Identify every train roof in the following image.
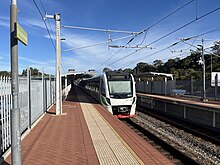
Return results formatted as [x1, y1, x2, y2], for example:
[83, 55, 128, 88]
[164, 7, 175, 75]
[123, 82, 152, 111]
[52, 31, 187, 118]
[81, 71, 133, 82]
[105, 71, 133, 80]
[81, 75, 100, 82]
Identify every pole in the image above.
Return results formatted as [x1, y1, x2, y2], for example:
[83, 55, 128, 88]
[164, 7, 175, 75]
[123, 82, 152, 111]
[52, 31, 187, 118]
[215, 74, 218, 100]
[164, 77, 167, 95]
[211, 54, 213, 73]
[190, 77, 194, 95]
[27, 68, 31, 129]
[10, 0, 22, 164]
[202, 38, 206, 100]
[45, 13, 62, 115]
[65, 75, 68, 97]
[55, 13, 62, 115]
[108, 31, 111, 50]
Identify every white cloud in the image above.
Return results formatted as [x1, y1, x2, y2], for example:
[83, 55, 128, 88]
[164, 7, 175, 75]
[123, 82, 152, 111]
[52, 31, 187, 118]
[59, 31, 137, 73]
[0, 16, 9, 28]
[21, 18, 46, 30]
[18, 56, 55, 74]
[57, 29, 174, 73]
[43, 34, 56, 40]
[0, 64, 10, 71]
[19, 56, 48, 65]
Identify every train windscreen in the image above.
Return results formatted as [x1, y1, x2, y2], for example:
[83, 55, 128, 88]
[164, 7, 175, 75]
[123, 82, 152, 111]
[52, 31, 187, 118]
[108, 80, 132, 98]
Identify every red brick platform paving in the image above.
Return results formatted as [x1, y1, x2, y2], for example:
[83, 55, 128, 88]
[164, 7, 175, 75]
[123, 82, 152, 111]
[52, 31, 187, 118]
[95, 104, 174, 165]
[77, 88, 174, 165]
[3, 86, 174, 165]
[4, 87, 99, 165]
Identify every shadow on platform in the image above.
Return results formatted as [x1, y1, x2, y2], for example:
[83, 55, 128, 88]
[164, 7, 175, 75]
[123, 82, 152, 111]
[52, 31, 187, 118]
[46, 111, 56, 115]
[1, 161, 10, 165]
[66, 86, 99, 105]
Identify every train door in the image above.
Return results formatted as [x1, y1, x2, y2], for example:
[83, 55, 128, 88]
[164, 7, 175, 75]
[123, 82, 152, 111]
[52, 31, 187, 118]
[100, 78, 109, 107]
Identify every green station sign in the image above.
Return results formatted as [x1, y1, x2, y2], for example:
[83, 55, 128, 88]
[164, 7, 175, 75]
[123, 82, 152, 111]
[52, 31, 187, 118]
[15, 23, 28, 46]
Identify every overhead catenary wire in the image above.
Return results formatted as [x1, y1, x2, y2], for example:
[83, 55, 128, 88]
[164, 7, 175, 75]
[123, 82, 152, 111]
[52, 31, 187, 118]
[125, 52, 190, 69]
[32, 0, 56, 50]
[96, 0, 195, 70]
[62, 34, 134, 52]
[60, 0, 195, 72]
[39, 0, 56, 40]
[156, 52, 191, 63]
[41, 0, 68, 73]
[107, 6, 220, 68]
[33, 0, 68, 73]
[127, 0, 195, 45]
[195, 0, 198, 19]
[119, 42, 181, 69]
[137, 30, 148, 46]
[61, 61, 67, 73]
[95, 47, 124, 71]
[180, 40, 220, 58]
[147, 6, 220, 47]
[120, 38, 216, 70]
[181, 27, 220, 41]
[62, 25, 140, 34]
[62, 1, 194, 72]
[108, 46, 148, 66]
[121, 30, 220, 70]
[95, 35, 152, 71]
[170, 37, 198, 53]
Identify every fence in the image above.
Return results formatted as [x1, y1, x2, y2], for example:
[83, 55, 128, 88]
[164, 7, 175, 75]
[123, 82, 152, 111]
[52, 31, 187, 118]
[0, 73, 71, 155]
[136, 79, 176, 95]
[136, 78, 220, 100]
[0, 77, 11, 154]
[176, 78, 220, 100]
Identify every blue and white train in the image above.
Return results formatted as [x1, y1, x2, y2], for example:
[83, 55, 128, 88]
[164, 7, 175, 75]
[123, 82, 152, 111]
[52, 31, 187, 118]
[79, 71, 136, 118]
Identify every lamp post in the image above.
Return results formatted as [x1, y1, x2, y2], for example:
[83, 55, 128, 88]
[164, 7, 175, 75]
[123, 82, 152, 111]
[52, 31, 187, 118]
[46, 13, 62, 115]
[198, 39, 207, 101]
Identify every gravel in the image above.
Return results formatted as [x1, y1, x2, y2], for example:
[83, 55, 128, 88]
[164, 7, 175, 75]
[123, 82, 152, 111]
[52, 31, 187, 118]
[131, 111, 220, 165]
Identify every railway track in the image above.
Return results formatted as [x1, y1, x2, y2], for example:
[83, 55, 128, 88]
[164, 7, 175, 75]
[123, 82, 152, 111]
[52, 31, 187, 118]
[123, 111, 220, 165]
[138, 105, 220, 146]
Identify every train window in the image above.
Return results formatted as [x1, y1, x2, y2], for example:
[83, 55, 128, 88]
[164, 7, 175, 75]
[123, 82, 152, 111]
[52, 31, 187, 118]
[107, 75, 130, 80]
[108, 80, 132, 98]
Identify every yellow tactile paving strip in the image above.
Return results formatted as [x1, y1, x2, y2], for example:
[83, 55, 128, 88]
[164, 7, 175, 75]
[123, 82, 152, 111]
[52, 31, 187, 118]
[80, 96, 143, 165]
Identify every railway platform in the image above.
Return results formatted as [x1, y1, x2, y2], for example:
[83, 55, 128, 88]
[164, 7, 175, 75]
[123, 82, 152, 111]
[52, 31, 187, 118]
[3, 86, 173, 165]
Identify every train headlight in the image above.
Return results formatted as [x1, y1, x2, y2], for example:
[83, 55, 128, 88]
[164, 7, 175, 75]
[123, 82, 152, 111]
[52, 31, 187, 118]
[106, 98, 111, 105]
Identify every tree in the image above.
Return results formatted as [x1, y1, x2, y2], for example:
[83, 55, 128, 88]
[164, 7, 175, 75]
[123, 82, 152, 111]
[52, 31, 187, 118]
[153, 59, 163, 71]
[123, 68, 133, 74]
[103, 67, 112, 73]
[170, 68, 179, 79]
[22, 69, 27, 76]
[21, 67, 42, 77]
[163, 59, 176, 72]
[212, 41, 220, 55]
[134, 62, 154, 74]
[0, 71, 10, 77]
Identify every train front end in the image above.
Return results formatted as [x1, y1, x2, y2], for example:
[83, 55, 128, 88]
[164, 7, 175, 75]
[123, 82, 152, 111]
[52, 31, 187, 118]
[103, 72, 136, 118]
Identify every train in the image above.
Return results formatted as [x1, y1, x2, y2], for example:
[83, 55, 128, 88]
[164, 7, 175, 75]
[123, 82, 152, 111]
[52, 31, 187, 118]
[79, 71, 136, 118]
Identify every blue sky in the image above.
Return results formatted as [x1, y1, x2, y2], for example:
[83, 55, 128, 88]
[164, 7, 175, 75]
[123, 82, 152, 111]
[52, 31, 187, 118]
[1, 0, 220, 74]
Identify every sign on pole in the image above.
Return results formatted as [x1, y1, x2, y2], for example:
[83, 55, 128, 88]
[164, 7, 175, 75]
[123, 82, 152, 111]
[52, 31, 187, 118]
[15, 22, 28, 46]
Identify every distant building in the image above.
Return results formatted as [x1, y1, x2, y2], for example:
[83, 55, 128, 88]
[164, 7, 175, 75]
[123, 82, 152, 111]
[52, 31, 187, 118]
[88, 69, 95, 72]
[68, 69, 75, 72]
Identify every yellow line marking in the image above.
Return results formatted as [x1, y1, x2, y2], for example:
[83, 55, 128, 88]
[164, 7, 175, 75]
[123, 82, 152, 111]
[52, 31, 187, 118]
[94, 105, 145, 165]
